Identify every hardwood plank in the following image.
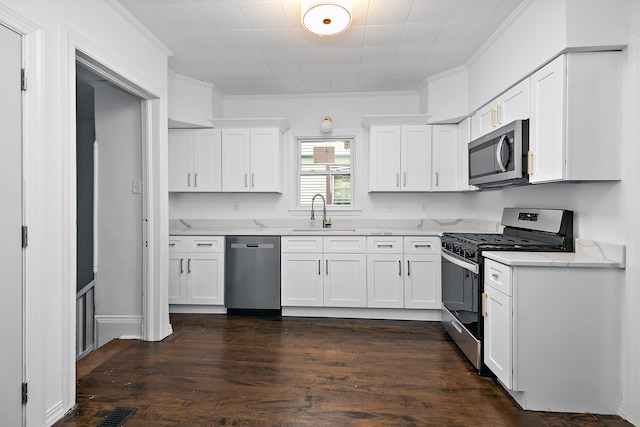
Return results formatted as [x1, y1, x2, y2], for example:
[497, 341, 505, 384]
[55, 315, 632, 427]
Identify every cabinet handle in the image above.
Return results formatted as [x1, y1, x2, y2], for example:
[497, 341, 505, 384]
[492, 272, 499, 279]
[318, 259, 321, 275]
[403, 172, 407, 187]
[188, 173, 191, 187]
[188, 258, 192, 274]
[482, 292, 488, 317]
[435, 171, 439, 187]
[377, 244, 394, 248]
[251, 173, 255, 187]
[194, 173, 198, 188]
[244, 173, 248, 188]
[326, 259, 328, 275]
[491, 108, 497, 127]
[497, 104, 503, 125]
[527, 151, 534, 175]
[415, 244, 431, 248]
[180, 258, 184, 274]
[396, 173, 400, 188]
[398, 260, 402, 276]
[169, 242, 176, 247]
[407, 260, 410, 276]
[196, 243, 213, 247]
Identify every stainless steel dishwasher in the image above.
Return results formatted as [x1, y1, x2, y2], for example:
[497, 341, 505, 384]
[225, 236, 281, 313]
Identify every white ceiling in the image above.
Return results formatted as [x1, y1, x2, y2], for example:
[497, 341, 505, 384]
[115, 0, 525, 96]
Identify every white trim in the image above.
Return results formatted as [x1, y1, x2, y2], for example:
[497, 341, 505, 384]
[104, 0, 173, 57]
[169, 305, 227, 314]
[169, 69, 215, 88]
[281, 307, 441, 321]
[225, 90, 418, 101]
[289, 128, 363, 216]
[45, 402, 66, 427]
[94, 315, 144, 348]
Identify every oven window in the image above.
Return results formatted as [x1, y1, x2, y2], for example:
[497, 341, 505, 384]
[442, 257, 479, 338]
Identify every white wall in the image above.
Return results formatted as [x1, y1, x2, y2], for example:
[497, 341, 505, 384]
[93, 82, 144, 346]
[0, 0, 170, 425]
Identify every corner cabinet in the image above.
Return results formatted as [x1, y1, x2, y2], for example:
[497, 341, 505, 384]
[169, 236, 225, 305]
[368, 125, 432, 192]
[528, 52, 621, 183]
[482, 258, 622, 413]
[221, 127, 282, 192]
[168, 129, 222, 192]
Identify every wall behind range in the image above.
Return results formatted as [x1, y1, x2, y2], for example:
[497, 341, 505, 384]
[167, 89, 624, 244]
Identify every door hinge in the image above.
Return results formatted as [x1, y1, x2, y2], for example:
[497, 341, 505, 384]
[22, 382, 27, 404]
[21, 69, 27, 91]
[22, 226, 28, 248]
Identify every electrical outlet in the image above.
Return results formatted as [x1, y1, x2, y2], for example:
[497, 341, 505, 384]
[132, 180, 141, 194]
[422, 202, 428, 213]
[233, 202, 240, 212]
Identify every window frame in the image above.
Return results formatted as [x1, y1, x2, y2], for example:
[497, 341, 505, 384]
[289, 128, 362, 215]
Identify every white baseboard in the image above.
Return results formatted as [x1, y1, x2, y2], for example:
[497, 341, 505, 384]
[46, 401, 66, 427]
[281, 307, 441, 321]
[169, 305, 227, 314]
[94, 314, 143, 348]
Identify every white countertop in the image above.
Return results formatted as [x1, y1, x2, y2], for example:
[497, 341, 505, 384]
[483, 239, 626, 268]
[169, 218, 501, 237]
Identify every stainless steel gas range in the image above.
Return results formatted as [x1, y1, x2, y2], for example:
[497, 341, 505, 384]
[441, 207, 574, 373]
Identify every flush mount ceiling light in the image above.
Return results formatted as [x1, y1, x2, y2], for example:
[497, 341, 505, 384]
[320, 116, 333, 133]
[301, 0, 352, 37]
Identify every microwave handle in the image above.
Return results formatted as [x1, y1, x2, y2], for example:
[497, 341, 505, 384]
[496, 135, 507, 172]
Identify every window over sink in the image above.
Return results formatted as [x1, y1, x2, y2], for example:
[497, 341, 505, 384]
[297, 137, 353, 208]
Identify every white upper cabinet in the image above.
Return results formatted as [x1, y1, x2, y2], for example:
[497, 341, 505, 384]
[431, 124, 459, 192]
[457, 117, 477, 192]
[528, 52, 621, 184]
[221, 127, 282, 192]
[168, 129, 221, 192]
[369, 125, 432, 192]
[472, 79, 529, 140]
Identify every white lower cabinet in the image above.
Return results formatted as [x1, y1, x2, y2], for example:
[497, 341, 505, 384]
[366, 236, 441, 309]
[482, 258, 622, 413]
[169, 236, 225, 305]
[281, 236, 367, 308]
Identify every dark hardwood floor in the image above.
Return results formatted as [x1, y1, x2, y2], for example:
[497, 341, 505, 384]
[55, 314, 632, 427]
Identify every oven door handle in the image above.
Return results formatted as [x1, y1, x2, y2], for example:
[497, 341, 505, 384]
[442, 251, 479, 275]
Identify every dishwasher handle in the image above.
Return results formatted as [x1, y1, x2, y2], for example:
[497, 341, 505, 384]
[230, 243, 275, 249]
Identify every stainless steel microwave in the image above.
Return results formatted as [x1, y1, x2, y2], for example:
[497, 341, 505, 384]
[468, 119, 529, 188]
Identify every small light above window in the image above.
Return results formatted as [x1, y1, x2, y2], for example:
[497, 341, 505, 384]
[301, 1, 352, 37]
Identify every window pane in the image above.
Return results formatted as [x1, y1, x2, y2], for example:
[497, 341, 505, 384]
[300, 139, 351, 173]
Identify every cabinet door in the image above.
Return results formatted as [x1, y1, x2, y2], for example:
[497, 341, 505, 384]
[324, 254, 367, 307]
[473, 103, 498, 139]
[281, 253, 324, 306]
[499, 79, 529, 126]
[484, 284, 513, 389]
[369, 126, 401, 191]
[192, 129, 221, 191]
[221, 129, 251, 191]
[431, 124, 458, 192]
[404, 254, 441, 309]
[367, 255, 404, 308]
[402, 125, 432, 191]
[529, 55, 565, 183]
[168, 130, 193, 192]
[457, 117, 475, 191]
[168, 253, 186, 304]
[250, 128, 281, 192]
[186, 253, 224, 305]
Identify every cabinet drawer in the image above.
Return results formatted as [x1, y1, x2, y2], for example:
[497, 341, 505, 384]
[484, 259, 512, 296]
[187, 236, 225, 253]
[282, 236, 323, 253]
[404, 236, 440, 253]
[169, 236, 187, 253]
[366, 236, 403, 253]
[324, 236, 366, 253]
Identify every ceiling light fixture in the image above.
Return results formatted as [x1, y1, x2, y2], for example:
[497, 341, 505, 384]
[301, 0, 352, 37]
[320, 116, 333, 133]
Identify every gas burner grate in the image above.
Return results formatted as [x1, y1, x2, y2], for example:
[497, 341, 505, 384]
[96, 407, 137, 427]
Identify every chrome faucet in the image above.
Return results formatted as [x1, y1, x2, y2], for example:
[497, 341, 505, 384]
[311, 193, 331, 228]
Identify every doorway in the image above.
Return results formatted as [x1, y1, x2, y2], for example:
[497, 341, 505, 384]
[0, 22, 25, 426]
[75, 62, 145, 357]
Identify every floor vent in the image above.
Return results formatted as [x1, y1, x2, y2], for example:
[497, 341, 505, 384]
[96, 407, 137, 427]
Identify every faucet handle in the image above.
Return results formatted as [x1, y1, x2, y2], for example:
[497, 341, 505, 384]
[323, 217, 332, 228]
